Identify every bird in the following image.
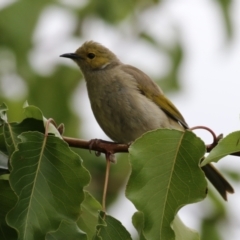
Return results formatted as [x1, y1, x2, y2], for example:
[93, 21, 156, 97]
[60, 41, 234, 200]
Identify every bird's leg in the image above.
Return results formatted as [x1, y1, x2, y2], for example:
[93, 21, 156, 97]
[88, 139, 119, 161]
[89, 138, 102, 156]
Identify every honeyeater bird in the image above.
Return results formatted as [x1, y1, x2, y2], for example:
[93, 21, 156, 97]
[60, 41, 234, 200]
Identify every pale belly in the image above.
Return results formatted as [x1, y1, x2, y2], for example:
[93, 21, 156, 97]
[89, 85, 182, 143]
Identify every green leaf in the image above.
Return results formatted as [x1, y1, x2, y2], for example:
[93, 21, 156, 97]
[3, 118, 44, 156]
[23, 103, 62, 138]
[23, 102, 44, 121]
[201, 131, 240, 166]
[126, 129, 206, 240]
[46, 220, 87, 240]
[0, 103, 45, 156]
[0, 178, 18, 240]
[94, 211, 132, 240]
[172, 215, 200, 240]
[132, 211, 146, 240]
[77, 191, 102, 239]
[6, 132, 90, 240]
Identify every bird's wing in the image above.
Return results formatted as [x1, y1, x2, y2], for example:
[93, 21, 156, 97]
[122, 64, 189, 129]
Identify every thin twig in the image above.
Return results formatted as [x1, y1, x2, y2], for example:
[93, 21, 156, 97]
[190, 125, 218, 145]
[102, 154, 111, 215]
[44, 118, 56, 137]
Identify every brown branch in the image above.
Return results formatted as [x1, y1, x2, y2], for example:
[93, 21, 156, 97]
[205, 134, 223, 152]
[62, 127, 240, 157]
[63, 136, 129, 154]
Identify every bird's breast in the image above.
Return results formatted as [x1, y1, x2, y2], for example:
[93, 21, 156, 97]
[85, 70, 181, 143]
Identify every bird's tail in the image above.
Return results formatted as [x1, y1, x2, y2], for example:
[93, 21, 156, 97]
[201, 163, 234, 201]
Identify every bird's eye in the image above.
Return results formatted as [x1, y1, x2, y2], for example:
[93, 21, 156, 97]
[87, 53, 95, 59]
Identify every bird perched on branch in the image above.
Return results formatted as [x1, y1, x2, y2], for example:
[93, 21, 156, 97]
[60, 41, 234, 200]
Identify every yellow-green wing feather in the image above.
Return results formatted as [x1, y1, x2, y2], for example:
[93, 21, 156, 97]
[122, 65, 189, 129]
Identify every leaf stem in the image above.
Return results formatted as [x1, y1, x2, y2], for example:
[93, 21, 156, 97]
[102, 154, 111, 215]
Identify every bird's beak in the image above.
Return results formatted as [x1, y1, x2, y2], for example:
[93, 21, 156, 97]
[60, 53, 82, 59]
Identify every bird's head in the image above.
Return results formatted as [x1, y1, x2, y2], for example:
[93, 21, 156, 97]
[60, 41, 119, 71]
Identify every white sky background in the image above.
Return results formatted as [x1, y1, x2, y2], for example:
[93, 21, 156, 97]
[2, 0, 239, 238]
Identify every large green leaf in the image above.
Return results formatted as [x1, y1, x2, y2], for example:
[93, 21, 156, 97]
[6, 132, 90, 240]
[23, 103, 62, 138]
[1, 103, 45, 156]
[0, 178, 18, 240]
[126, 129, 206, 240]
[133, 212, 200, 240]
[2, 118, 44, 157]
[77, 191, 102, 239]
[201, 131, 240, 166]
[94, 211, 132, 240]
[132, 211, 146, 240]
[45, 220, 87, 240]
